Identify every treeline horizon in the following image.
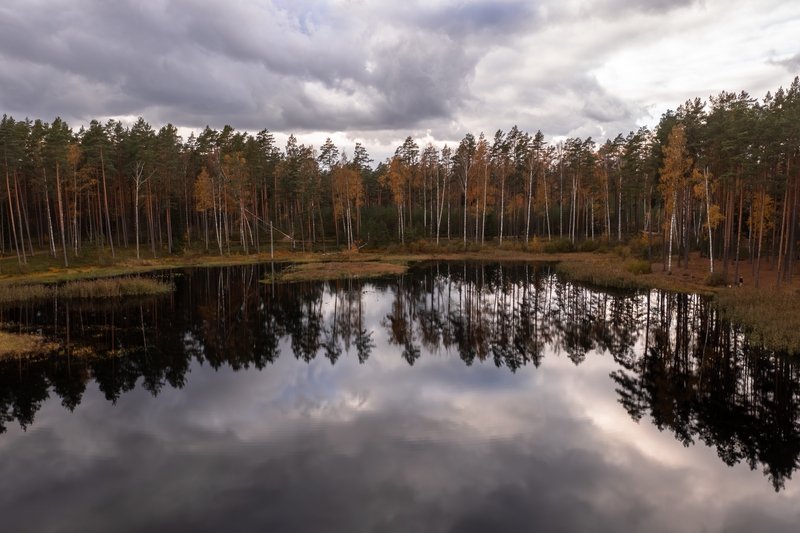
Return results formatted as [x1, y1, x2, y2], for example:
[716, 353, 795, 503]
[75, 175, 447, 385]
[1, 76, 799, 287]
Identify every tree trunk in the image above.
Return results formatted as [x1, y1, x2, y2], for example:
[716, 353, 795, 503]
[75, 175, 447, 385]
[734, 185, 743, 283]
[498, 174, 505, 245]
[135, 180, 141, 259]
[13, 172, 28, 263]
[787, 175, 800, 283]
[525, 164, 534, 244]
[544, 170, 552, 240]
[19, 175, 34, 257]
[42, 171, 56, 257]
[776, 183, 789, 289]
[100, 148, 115, 258]
[5, 161, 23, 266]
[55, 162, 68, 266]
[704, 169, 713, 274]
[755, 188, 766, 288]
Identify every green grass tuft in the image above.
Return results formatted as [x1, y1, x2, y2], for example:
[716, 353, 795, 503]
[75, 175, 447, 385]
[626, 260, 652, 275]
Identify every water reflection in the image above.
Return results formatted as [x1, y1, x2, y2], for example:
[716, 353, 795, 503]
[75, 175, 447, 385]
[1, 261, 799, 495]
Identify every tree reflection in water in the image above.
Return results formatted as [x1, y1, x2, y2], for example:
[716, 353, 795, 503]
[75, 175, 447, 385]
[1, 261, 798, 490]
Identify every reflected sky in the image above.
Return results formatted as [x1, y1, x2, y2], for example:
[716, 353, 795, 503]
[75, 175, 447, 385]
[1, 262, 799, 532]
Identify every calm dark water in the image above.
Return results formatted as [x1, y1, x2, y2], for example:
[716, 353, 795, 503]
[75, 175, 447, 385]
[1, 261, 799, 532]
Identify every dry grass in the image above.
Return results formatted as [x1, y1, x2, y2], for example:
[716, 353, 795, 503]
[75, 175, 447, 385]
[58, 277, 173, 299]
[0, 284, 53, 302]
[553, 254, 716, 296]
[714, 287, 800, 354]
[0, 332, 58, 360]
[272, 261, 408, 282]
[556, 259, 648, 291]
[0, 277, 172, 304]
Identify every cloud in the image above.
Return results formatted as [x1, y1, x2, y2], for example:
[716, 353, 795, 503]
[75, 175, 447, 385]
[0, 0, 797, 155]
[770, 52, 800, 72]
[0, 403, 744, 532]
[0, 0, 503, 132]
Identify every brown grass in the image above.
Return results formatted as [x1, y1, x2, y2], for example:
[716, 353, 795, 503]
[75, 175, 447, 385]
[556, 259, 648, 291]
[714, 287, 800, 354]
[272, 261, 408, 283]
[0, 277, 172, 303]
[0, 332, 58, 360]
[555, 254, 716, 295]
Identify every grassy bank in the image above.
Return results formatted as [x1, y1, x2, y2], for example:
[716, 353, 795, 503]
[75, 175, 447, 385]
[0, 276, 173, 304]
[555, 255, 714, 295]
[0, 240, 758, 298]
[556, 259, 649, 291]
[554, 255, 800, 353]
[713, 288, 800, 354]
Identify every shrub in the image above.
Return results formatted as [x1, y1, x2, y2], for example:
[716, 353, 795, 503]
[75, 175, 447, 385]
[626, 260, 651, 275]
[442, 241, 463, 253]
[544, 239, 575, 254]
[580, 239, 599, 252]
[361, 218, 392, 247]
[595, 243, 610, 254]
[705, 272, 727, 287]
[407, 239, 447, 254]
[527, 237, 544, 254]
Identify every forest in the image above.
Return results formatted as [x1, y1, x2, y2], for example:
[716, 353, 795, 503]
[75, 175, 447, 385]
[1, 77, 799, 287]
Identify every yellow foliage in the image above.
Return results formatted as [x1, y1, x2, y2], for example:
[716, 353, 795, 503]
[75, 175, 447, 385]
[747, 193, 774, 234]
[705, 203, 724, 231]
[379, 157, 408, 206]
[194, 168, 214, 212]
[658, 124, 694, 230]
[331, 164, 364, 218]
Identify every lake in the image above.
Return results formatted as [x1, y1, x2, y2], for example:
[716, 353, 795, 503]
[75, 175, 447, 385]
[1, 261, 799, 532]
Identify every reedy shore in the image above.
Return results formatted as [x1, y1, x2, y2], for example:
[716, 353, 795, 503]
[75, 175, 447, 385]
[1, 241, 798, 354]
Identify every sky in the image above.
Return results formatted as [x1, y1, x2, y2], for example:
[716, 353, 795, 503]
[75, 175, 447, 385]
[1, 0, 799, 162]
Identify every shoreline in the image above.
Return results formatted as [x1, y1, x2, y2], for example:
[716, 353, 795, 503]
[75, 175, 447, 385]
[2, 245, 795, 297]
[2, 246, 798, 354]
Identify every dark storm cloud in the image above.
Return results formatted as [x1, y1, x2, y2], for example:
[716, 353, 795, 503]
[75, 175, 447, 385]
[0, 0, 703, 138]
[772, 52, 800, 72]
[0, 0, 530, 131]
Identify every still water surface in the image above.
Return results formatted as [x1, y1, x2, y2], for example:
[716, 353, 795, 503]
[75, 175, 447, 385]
[1, 262, 799, 532]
